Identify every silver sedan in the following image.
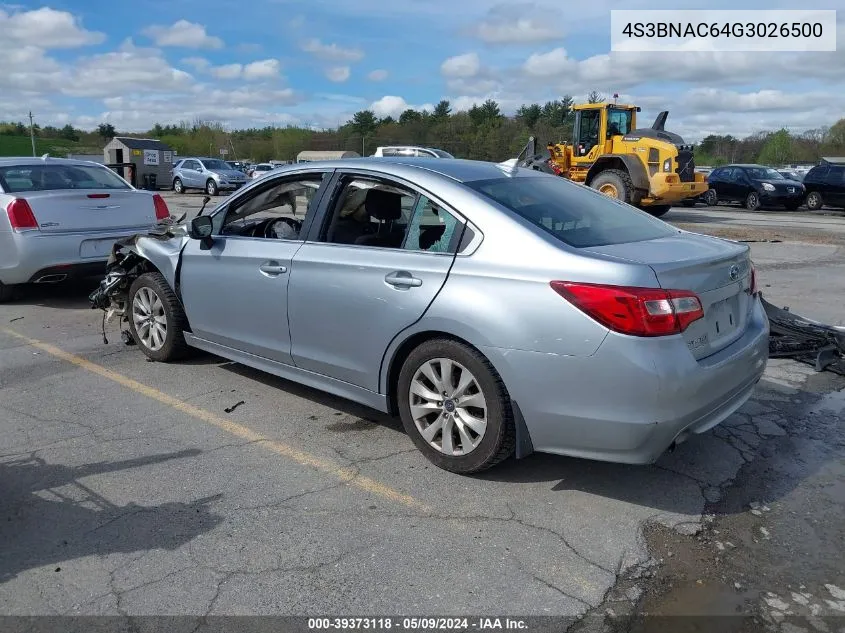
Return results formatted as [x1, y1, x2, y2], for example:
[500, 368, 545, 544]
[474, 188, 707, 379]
[0, 157, 169, 302]
[91, 157, 769, 474]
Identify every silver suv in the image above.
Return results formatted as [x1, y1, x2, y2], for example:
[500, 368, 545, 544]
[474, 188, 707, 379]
[171, 157, 248, 196]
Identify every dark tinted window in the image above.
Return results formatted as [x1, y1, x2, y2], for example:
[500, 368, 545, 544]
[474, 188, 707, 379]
[467, 176, 676, 248]
[829, 166, 845, 182]
[805, 164, 828, 181]
[0, 164, 131, 192]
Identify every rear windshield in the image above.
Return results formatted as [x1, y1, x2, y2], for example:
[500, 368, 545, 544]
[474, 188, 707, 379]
[466, 175, 676, 248]
[0, 164, 131, 193]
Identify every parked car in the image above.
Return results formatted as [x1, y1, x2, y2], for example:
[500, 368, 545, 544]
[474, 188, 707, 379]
[249, 163, 275, 179]
[0, 157, 169, 302]
[373, 146, 455, 158]
[226, 160, 250, 173]
[703, 164, 805, 210]
[801, 157, 845, 211]
[777, 169, 805, 182]
[171, 157, 249, 196]
[91, 158, 768, 474]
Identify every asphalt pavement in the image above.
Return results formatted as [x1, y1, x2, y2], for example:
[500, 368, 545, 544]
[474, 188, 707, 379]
[0, 193, 843, 624]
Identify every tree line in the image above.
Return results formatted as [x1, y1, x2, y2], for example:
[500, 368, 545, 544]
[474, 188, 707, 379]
[2, 97, 844, 167]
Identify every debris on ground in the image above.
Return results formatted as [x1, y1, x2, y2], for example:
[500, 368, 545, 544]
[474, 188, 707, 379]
[224, 400, 245, 414]
[763, 296, 845, 375]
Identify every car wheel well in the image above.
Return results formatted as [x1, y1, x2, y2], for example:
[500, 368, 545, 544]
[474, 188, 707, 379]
[120, 256, 192, 333]
[385, 330, 485, 416]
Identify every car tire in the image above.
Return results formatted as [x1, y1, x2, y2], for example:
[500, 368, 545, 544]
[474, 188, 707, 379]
[704, 188, 718, 206]
[646, 205, 671, 218]
[745, 191, 761, 211]
[0, 281, 17, 303]
[173, 178, 185, 194]
[127, 272, 191, 363]
[397, 338, 515, 474]
[590, 169, 635, 204]
[784, 201, 802, 211]
[805, 191, 824, 211]
[205, 179, 218, 196]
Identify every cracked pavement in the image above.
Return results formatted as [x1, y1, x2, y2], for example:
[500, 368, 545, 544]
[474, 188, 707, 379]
[1, 225, 844, 619]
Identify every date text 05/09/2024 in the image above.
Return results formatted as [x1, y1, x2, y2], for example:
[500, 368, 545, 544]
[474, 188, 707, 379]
[307, 618, 529, 630]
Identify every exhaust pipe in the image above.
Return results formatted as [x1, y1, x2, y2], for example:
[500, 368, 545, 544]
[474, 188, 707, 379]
[34, 273, 67, 283]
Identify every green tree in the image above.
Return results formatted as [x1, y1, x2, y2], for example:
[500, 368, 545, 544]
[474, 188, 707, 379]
[379, 115, 395, 126]
[540, 98, 572, 127]
[59, 124, 79, 141]
[398, 109, 422, 125]
[432, 100, 452, 120]
[150, 123, 165, 137]
[349, 110, 378, 137]
[97, 122, 116, 140]
[587, 90, 604, 104]
[757, 128, 794, 166]
[516, 104, 542, 129]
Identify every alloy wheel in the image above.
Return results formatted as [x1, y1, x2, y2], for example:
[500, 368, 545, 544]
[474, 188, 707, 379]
[409, 358, 488, 456]
[132, 287, 167, 351]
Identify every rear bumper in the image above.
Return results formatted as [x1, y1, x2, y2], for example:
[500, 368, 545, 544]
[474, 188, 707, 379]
[483, 295, 770, 464]
[0, 228, 148, 285]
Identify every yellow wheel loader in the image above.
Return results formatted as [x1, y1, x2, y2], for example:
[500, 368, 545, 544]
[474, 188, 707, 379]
[513, 102, 708, 217]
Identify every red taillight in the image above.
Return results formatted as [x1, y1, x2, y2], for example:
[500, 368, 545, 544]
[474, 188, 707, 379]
[152, 194, 170, 220]
[550, 281, 704, 337]
[6, 198, 39, 231]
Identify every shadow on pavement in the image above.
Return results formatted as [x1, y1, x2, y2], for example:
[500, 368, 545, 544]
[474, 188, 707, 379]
[5, 278, 101, 311]
[0, 450, 222, 585]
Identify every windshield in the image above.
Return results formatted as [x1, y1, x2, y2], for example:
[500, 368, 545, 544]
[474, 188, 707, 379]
[0, 164, 131, 193]
[746, 167, 784, 180]
[467, 175, 676, 248]
[201, 159, 231, 170]
[431, 149, 455, 158]
[606, 109, 633, 136]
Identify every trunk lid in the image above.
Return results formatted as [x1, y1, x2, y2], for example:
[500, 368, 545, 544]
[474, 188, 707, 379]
[585, 233, 753, 360]
[21, 190, 157, 234]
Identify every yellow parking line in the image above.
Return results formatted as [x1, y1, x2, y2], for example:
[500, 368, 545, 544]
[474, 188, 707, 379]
[2, 328, 430, 513]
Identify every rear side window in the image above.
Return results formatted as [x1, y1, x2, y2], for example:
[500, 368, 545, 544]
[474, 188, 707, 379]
[0, 164, 131, 193]
[466, 175, 676, 248]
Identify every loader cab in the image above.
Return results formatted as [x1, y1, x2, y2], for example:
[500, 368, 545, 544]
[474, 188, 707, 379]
[572, 104, 639, 161]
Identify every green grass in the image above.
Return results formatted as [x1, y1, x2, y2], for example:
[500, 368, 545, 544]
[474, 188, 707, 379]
[0, 135, 96, 157]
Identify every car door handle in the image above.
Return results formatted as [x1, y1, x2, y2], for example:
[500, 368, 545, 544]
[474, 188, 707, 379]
[259, 262, 287, 276]
[385, 272, 422, 288]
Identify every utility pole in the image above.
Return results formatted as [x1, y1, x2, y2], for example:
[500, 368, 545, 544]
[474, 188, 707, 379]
[28, 111, 36, 157]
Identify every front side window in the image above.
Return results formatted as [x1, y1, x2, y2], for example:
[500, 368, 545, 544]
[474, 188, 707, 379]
[322, 175, 463, 252]
[0, 164, 131, 193]
[829, 165, 845, 182]
[606, 109, 632, 137]
[200, 159, 230, 171]
[219, 173, 327, 240]
[467, 175, 676, 248]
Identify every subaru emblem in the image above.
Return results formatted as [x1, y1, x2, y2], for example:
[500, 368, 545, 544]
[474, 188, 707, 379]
[729, 265, 740, 281]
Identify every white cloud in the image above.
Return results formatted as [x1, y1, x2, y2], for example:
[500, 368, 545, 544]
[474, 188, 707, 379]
[0, 6, 104, 48]
[472, 3, 560, 44]
[142, 20, 223, 49]
[523, 47, 571, 76]
[370, 96, 434, 119]
[210, 63, 243, 80]
[441, 52, 481, 78]
[181, 56, 210, 72]
[243, 58, 281, 80]
[301, 38, 364, 62]
[325, 66, 351, 82]
[367, 69, 388, 82]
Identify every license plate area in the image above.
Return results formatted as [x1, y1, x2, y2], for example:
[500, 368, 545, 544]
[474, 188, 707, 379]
[707, 296, 740, 342]
[79, 238, 117, 259]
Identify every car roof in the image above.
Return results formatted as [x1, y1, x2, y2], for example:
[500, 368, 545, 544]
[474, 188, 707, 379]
[273, 157, 526, 184]
[0, 156, 106, 168]
[725, 164, 770, 169]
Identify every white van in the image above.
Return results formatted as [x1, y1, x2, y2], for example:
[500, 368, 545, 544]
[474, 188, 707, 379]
[372, 146, 455, 159]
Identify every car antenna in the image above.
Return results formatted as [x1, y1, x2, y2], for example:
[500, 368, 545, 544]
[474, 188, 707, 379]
[175, 212, 187, 223]
[198, 195, 211, 215]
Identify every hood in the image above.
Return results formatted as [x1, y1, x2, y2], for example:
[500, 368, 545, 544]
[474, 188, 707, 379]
[211, 169, 246, 179]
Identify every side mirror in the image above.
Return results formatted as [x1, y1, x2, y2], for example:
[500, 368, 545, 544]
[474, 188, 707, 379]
[188, 215, 213, 239]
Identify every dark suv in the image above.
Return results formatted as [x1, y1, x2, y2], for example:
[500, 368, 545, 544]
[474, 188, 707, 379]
[802, 158, 845, 211]
[704, 164, 805, 211]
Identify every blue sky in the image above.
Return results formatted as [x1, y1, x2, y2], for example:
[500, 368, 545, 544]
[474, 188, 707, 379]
[0, 1, 842, 141]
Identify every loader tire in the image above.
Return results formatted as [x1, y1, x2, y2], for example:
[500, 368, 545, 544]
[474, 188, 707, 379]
[646, 205, 671, 218]
[590, 169, 636, 205]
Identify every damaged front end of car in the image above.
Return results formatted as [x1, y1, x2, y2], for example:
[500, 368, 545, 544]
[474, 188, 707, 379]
[89, 215, 189, 344]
